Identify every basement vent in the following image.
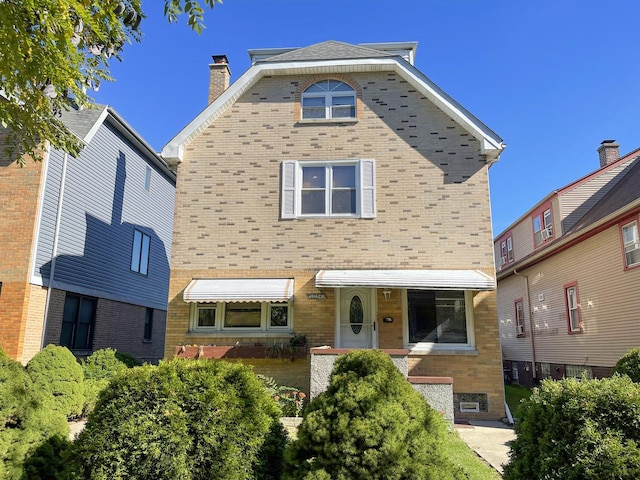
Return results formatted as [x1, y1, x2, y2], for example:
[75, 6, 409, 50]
[459, 401, 480, 413]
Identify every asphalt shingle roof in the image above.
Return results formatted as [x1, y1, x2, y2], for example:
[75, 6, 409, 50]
[260, 40, 396, 63]
[58, 104, 105, 141]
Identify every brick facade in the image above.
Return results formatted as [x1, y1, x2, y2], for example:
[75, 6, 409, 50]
[167, 65, 505, 418]
[0, 134, 46, 362]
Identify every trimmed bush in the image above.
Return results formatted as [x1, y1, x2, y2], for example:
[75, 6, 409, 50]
[504, 375, 640, 480]
[68, 358, 287, 480]
[0, 347, 69, 479]
[26, 345, 85, 419]
[81, 348, 139, 414]
[284, 350, 464, 480]
[613, 347, 640, 383]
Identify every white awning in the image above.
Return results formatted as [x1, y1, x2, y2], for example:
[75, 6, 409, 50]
[315, 270, 495, 291]
[183, 278, 295, 303]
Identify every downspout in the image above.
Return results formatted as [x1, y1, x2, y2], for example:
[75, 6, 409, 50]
[513, 269, 537, 380]
[41, 152, 69, 349]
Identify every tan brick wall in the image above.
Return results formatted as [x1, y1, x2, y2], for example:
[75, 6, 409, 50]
[167, 71, 502, 418]
[408, 290, 505, 419]
[0, 132, 46, 361]
[21, 285, 48, 362]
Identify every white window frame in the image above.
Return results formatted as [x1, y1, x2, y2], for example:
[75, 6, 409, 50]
[301, 80, 356, 120]
[130, 230, 150, 275]
[281, 159, 375, 219]
[507, 236, 514, 262]
[402, 289, 476, 353]
[565, 285, 581, 333]
[533, 208, 553, 245]
[515, 299, 525, 336]
[190, 302, 292, 333]
[622, 220, 640, 268]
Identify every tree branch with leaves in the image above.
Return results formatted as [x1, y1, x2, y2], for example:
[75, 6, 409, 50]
[0, 0, 222, 165]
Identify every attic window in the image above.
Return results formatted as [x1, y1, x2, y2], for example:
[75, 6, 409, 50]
[301, 80, 356, 119]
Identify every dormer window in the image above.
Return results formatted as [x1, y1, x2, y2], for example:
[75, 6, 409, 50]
[301, 80, 356, 119]
[533, 208, 553, 246]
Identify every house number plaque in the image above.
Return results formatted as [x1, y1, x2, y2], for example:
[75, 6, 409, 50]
[307, 293, 326, 299]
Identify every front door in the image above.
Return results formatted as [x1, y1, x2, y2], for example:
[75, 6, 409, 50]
[339, 288, 376, 348]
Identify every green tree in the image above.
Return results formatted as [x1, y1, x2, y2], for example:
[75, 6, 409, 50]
[284, 350, 464, 480]
[0, 0, 221, 165]
[613, 347, 640, 383]
[68, 358, 286, 479]
[504, 375, 640, 480]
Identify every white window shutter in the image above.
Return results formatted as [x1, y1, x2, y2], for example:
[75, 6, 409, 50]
[281, 161, 297, 219]
[360, 159, 376, 218]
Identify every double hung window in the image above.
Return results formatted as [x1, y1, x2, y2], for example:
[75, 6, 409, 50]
[565, 283, 582, 333]
[533, 208, 553, 245]
[515, 299, 525, 336]
[622, 220, 640, 268]
[301, 80, 356, 119]
[281, 160, 375, 219]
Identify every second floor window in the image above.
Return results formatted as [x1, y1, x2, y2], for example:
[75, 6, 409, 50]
[281, 159, 375, 219]
[507, 237, 514, 262]
[301, 80, 356, 119]
[533, 208, 553, 245]
[622, 220, 640, 268]
[131, 230, 150, 275]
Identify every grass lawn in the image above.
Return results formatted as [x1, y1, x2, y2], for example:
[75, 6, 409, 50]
[505, 383, 533, 418]
[442, 429, 502, 480]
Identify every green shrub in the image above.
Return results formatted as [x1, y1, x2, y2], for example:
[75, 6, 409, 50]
[284, 350, 464, 480]
[504, 375, 640, 480]
[26, 345, 85, 419]
[68, 358, 287, 480]
[0, 347, 69, 479]
[81, 348, 139, 414]
[613, 347, 640, 383]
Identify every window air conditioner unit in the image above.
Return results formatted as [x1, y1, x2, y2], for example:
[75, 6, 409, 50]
[499, 256, 507, 266]
[541, 227, 552, 240]
[516, 324, 525, 335]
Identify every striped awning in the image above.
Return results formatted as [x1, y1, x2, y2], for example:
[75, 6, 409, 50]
[183, 278, 295, 303]
[315, 270, 494, 291]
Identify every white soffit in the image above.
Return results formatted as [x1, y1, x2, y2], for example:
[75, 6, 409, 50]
[315, 270, 495, 291]
[183, 278, 294, 303]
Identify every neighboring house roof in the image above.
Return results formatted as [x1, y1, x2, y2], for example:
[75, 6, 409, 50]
[497, 152, 640, 279]
[567, 156, 640, 234]
[162, 40, 505, 164]
[59, 104, 176, 181]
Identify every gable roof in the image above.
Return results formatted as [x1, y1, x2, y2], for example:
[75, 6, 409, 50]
[59, 104, 176, 181]
[162, 40, 505, 164]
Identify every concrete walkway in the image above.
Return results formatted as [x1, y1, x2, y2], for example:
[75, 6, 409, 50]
[455, 420, 516, 474]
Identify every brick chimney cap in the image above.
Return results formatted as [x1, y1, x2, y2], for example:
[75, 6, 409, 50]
[211, 54, 228, 64]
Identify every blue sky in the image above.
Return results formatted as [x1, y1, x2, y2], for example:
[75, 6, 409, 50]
[94, 0, 640, 236]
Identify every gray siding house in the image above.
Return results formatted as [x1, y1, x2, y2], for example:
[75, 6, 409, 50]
[27, 105, 175, 362]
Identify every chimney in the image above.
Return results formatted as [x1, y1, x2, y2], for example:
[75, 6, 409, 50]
[597, 139, 620, 168]
[208, 54, 230, 104]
